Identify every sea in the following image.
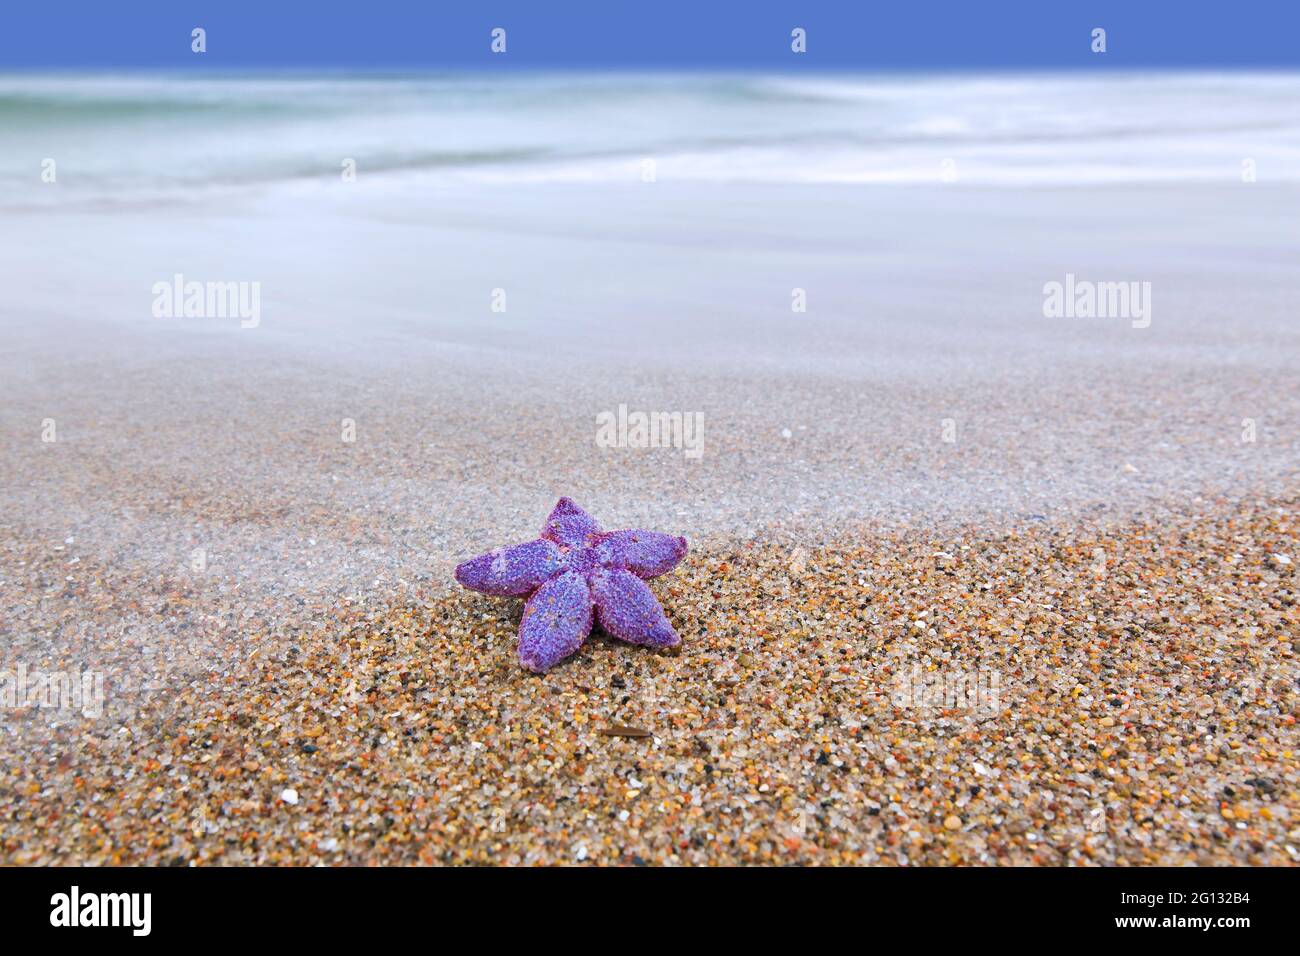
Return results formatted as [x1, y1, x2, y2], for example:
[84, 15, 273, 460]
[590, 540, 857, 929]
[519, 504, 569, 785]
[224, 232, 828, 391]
[2, 70, 1298, 208]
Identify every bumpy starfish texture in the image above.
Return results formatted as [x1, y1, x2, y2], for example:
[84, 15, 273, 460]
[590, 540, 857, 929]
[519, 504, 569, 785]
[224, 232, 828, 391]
[454, 498, 688, 672]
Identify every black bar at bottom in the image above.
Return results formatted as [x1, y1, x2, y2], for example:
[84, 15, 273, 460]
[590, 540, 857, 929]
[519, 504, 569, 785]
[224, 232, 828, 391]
[0, 864, 1282, 943]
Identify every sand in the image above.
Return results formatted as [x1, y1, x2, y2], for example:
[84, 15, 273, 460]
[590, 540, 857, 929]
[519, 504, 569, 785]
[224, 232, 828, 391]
[2, 179, 1298, 864]
[1, 495, 1296, 865]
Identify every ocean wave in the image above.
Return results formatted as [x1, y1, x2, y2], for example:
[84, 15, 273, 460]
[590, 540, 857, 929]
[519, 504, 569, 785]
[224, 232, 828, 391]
[2, 70, 1298, 199]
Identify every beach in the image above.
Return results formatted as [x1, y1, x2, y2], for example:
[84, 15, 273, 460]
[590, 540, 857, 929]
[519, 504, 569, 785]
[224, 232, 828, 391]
[3, 498, 1296, 865]
[1, 72, 1298, 864]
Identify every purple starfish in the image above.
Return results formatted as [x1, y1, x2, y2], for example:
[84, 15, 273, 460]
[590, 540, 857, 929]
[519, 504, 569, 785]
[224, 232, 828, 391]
[454, 498, 688, 673]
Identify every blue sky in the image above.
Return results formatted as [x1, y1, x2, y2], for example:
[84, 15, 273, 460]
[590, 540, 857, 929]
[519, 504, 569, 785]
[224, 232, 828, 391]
[2, 1, 1297, 70]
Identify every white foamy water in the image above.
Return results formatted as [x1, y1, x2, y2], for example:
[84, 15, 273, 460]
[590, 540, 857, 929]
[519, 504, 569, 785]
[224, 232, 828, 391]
[3, 70, 1299, 206]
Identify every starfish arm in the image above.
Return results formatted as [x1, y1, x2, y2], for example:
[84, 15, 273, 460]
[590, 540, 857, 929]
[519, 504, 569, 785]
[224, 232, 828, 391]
[517, 571, 593, 672]
[541, 497, 601, 548]
[590, 569, 680, 648]
[597, 529, 688, 579]
[454, 538, 562, 596]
